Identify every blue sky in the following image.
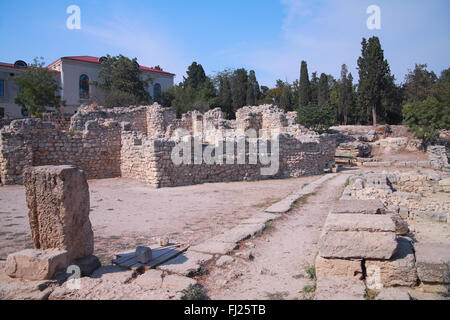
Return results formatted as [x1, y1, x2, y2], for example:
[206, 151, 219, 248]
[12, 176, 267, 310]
[0, 0, 449, 86]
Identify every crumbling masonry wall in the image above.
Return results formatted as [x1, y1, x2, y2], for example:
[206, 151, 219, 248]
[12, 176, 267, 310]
[0, 118, 121, 185]
[120, 105, 336, 187]
[70, 105, 149, 133]
[1, 104, 336, 187]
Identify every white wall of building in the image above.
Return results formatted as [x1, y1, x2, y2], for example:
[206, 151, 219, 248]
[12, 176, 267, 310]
[60, 60, 174, 113]
[1, 58, 175, 119]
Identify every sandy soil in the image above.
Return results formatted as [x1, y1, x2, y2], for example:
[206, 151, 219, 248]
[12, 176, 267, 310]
[0, 176, 317, 262]
[200, 174, 349, 300]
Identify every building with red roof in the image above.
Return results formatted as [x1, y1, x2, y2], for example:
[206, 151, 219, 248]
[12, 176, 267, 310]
[0, 56, 175, 119]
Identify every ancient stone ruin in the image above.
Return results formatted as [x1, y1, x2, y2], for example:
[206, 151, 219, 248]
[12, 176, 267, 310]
[0, 104, 336, 187]
[5, 165, 98, 281]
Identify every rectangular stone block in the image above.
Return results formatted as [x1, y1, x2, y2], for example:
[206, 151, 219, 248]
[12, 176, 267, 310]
[415, 243, 450, 284]
[210, 223, 265, 244]
[23, 165, 94, 262]
[365, 237, 418, 289]
[315, 256, 362, 279]
[190, 241, 238, 255]
[319, 230, 397, 259]
[331, 199, 385, 215]
[324, 214, 395, 233]
[157, 251, 213, 276]
[315, 276, 365, 300]
[5, 249, 68, 281]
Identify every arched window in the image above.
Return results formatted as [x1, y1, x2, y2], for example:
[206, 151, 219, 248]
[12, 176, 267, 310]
[79, 74, 90, 99]
[153, 83, 161, 102]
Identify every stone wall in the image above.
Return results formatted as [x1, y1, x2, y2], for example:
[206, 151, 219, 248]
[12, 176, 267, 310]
[120, 123, 336, 188]
[41, 112, 71, 131]
[341, 171, 450, 216]
[0, 119, 11, 130]
[70, 105, 149, 133]
[1, 104, 336, 187]
[0, 118, 121, 185]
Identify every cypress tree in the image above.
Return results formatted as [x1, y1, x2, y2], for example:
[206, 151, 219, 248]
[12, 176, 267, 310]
[185, 62, 207, 89]
[231, 68, 248, 111]
[318, 73, 330, 105]
[299, 60, 311, 107]
[310, 72, 319, 105]
[357, 36, 391, 127]
[246, 70, 260, 106]
[219, 75, 233, 118]
[280, 83, 293, 111]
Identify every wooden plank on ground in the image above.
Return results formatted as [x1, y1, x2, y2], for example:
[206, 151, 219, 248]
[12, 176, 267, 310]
[112, 244, 188, 271]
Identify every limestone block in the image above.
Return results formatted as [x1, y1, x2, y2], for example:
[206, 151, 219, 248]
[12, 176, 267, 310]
[331, 199, 386, 215]
[157, 251, 213, 276]
[365, 237, 418, 289]
[162, 274, 197, 292]
[23, 165, 94, 262]
[5, 249, 68, 281]
[210, 223, 266, 244]
[135, 246, 152, 264]
[377, 288, 411, 300]
[315, 256, 362, 279]
[134, 270, 163, 290]
[324, 213, 395, 233]
[315, 277, 365, 300]
[398, 206, 409, 219]
[415, 243, 450, 284]
[190, 241, 238, 255]
[319, 230, 397, 259]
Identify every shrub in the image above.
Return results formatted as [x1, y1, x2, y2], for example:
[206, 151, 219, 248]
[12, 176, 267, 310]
[296, 103, 336, 133]
[181, 284, 209, 300]
[403, 96, 450, 146]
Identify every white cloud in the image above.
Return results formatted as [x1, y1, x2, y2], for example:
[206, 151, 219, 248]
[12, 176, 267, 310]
[217, 0, 450, 86]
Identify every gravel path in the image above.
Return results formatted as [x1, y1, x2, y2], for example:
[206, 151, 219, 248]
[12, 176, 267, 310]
[202, 173, 350, 300]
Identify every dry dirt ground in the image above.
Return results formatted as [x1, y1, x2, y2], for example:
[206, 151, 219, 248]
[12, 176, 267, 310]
[0, 176, 318, 262]
[199, 173, 349, 300]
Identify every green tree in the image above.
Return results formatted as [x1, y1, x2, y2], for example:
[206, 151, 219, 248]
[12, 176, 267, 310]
[280, 83, 293, 111]
[403, 64, 437, 103]
[380, 76, 404, 124]
[258, 85, 270, 104]
[218, 74, 233, 118]
[318, 73, 330, 105]
[299, 60, 311, 107]
[97, 54, 151, 108]
[403, 96, 450, 146]
[338, 64, 354, 125]
[168, 62, 217, 116]
[246, 70, 260, 106]
[296, 103, 336, 133]
[310, 72, 319, 105]
[13, 57, 65, 117]
[266, 88, 283, 105]
[432, 68, 450, 105]
[231, 68, 248, 111]
[184, 62, 207, 90]
[357, 37, 392, 126]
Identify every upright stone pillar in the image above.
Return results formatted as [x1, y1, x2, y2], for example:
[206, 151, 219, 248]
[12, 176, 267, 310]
[23, 165, 94, 262]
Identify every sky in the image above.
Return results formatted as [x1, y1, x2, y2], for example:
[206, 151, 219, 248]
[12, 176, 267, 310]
[0, 0, 449, 86]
